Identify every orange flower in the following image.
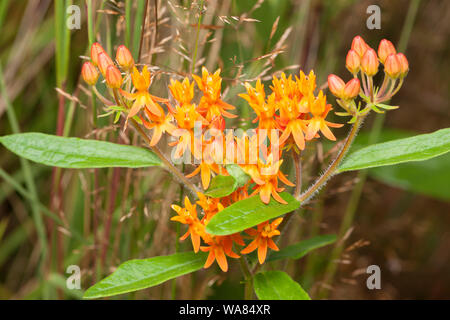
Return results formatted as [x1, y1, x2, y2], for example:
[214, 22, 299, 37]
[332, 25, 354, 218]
[169, 78, 195, 108]
[171, 197, 203, 253]
[305, 91, 343, 141]
[241, 218, 283, 264]
[193, 67, 236, 121]
[240, 82, 279, 131]
[120, 66, 168, 120]
[251, 153, 294, 204]
[278, 97, 309, 150]
[196, 192, 223, 223]
[141, 105, 176, 146]
[186, 160, 220, 190]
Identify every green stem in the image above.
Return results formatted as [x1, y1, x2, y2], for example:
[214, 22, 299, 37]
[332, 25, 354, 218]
[239, 256, 253, 300]
[191, 0, 205, 73]
[297, 115, 366, 204]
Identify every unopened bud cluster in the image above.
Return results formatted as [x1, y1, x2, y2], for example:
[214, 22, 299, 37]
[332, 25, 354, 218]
[327, 36, 409, 118]
[81, 42, 135, 89]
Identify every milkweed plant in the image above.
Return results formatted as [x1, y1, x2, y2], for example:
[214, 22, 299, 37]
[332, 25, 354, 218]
[2, 26, 450, 300]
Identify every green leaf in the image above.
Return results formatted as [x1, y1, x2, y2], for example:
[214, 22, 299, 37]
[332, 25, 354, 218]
[83, 252, 207, 299]
[353, 129, 450, 201]
[266, 234, 337, 262]
[205, 192, 300, 236]
[204, 175, 237, 198]
[338, 128, 450, 172]
[253, 271, 310, 300]
[369, 153, 450, 201]
[0, 133, 162, 169]
[225, 164, 250, 187]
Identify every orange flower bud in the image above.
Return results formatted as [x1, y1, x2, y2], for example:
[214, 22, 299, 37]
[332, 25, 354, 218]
[116, 45, 134, 71]
[351, 36, 369, 58]
[81, 62, 99, 86]
[105, 65, 123, 89]
[361, 48, 379, 76]
[343, 78, 360, 100]
[327, 74, 345, 98]
[91, 42, 106, 67]
[378, 39, 396, 64]
[346, 50, 360, 74]
[384, 54, 401, 78]
[397, 53, 409, 77]
[97, 52, 114, 76]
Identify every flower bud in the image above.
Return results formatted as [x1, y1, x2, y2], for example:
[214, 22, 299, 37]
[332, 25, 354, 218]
[343, 78, 360, 100]
[361, 48, 379, 76]
[116, 45, 134, 71]
[105, 65, 123, 89]
[81, 62, 99, 86]
[378, 39, 396, 64]
[397, 53, 409, 77]
[327, 74, 345, 98]
[384, 54, 401, 78]
[91, 42, 106, 67]
[351, 36, 369, 58]
[346, 50, 360, 74]
[97, 52, 114, 76]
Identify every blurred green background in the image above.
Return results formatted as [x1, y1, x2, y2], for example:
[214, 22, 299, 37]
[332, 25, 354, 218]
[0, 0, 449, 299]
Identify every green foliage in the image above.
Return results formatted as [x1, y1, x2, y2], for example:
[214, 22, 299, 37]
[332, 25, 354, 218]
[338, 128, 450, 172]
[267, 234, 337, 262]
[225, 164, 250, 188]
[0, 133, 162, 168]
[352, 129, 450, 200]
[206, 192, 300, 236]
[205, 175, 237, 198]
[84, 252, 207, 299]
[253, 271, 310, 300]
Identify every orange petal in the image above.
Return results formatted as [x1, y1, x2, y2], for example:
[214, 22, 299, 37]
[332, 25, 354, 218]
[305, 119, 320, 140]
[320, 121, 336, 141]
[267, 238, 279, 251]
[272, 190, 288, 204]
[204, 250, 215, 269]
[241, 239, 258, 254]
[215, 247, 228, 272]
[150, 127, 163, 146]
[186, 166, 201, 178]
[257, 239, 268, 264]
[201, 164, 211, 190]
[278, 171, 295, 187]
[180, 230, 190, 241]
[128, 101, 142, 118]
[191, 232, 200, 253]
[291, 122, 306, 150]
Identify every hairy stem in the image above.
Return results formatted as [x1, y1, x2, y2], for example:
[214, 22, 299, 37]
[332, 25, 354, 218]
[297, 115, 365, 205]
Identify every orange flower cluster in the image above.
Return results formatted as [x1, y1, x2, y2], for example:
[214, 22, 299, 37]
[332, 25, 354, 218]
[327, 36, 409, 118]
[80, 40, 374, 272]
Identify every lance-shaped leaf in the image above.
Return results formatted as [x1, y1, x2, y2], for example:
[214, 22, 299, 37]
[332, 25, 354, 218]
[253, 271, 310, 300]
[204, 175, 237, 198]
[338, 128, 450, 172]
[266, 234, 337, 262]
[0, 133, 162, 168]
[83, 252, 207, 299]
[205, 193, 300, 236]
